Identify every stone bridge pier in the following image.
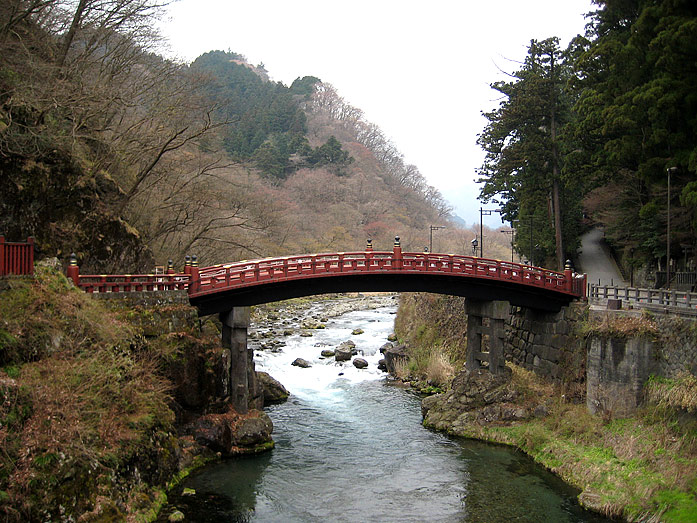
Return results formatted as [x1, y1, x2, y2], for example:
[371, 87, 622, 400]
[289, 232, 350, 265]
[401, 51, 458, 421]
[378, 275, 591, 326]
[465, 300, 509, 374]
[219, 306, 256, 414]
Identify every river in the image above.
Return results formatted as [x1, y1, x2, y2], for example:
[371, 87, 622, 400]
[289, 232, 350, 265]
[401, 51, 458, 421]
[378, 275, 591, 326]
[162, 296, 609, 522]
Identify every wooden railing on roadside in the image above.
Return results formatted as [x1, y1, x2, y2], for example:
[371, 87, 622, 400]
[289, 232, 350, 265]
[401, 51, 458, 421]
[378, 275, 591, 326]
[588, 283, 697, 310]
[0, 236, 34, 276]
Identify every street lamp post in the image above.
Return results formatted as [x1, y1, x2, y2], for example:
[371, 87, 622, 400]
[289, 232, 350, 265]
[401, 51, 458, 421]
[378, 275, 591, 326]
[479, 207, 502, 258]
[429, 225, 446, 253]
[667, 167, 678, 289]
[500, 229, 515, 262]
[471, 236, 479, 256]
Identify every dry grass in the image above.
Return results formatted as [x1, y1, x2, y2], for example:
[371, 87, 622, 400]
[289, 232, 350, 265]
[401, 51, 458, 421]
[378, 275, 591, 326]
[425, 347, 455, 387]
[586, 314, 660, 339]
[392, 357, 411, 381]
[0, 267, 177, 520]
[646, 372, 697, 413]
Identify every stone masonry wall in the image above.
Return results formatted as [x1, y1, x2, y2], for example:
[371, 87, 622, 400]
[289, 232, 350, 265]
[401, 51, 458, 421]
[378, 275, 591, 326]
[586, 309, 697, 380]
[652, 315, 697, 378]
[505, 302, 587, 382]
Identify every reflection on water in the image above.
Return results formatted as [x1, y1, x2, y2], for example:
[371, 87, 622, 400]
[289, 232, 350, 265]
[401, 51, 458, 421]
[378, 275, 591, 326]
[161, 304, 610, 522]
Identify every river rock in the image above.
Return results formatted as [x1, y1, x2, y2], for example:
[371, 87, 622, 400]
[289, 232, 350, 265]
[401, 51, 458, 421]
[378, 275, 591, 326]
[353, 358, 369, 369]
[383, 344, 409, 375]
[387, 333, 398, 342]
[378, 359, 387, 371]
[379, 342, 393, 354]
[351, 328, 364, 335]
[335, 346, 352, 362]
[232, 414, 274, 447]
[321, 349, 335, 357]
[257, 371, 289, 405]
[291, 358, 312, 368]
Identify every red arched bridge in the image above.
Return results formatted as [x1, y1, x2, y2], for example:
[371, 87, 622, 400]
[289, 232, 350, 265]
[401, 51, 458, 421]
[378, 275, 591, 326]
[67, 238, 587, 315]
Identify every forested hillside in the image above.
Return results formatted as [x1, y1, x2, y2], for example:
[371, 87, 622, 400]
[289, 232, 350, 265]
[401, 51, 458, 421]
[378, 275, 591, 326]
[478, 0, 697, 276]
[0, 2, 474, 275]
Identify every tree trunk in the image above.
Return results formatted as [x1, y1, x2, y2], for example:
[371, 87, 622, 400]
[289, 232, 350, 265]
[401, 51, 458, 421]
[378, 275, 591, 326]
[57, 0, 89, 68]
[550, 51, 564, 271]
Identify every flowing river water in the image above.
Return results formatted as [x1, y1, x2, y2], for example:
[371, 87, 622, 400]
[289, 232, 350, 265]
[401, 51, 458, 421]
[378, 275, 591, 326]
[162, 296, 610, 522]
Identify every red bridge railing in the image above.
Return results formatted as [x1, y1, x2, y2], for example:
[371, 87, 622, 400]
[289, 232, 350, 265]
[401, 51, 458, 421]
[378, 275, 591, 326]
[66, 240, 586, 299]
[190, 240, 585, 299]
[67, 256, 190, 293]
[0, 236, 34, 276]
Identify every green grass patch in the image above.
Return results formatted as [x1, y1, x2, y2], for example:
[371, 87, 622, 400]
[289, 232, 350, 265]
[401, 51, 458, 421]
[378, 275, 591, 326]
[652, 489, 697, 522]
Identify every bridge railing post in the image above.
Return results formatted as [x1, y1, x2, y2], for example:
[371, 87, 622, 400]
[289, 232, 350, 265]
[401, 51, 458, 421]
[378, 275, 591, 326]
[365, 239, 373, 268]
[190, 255, 199, 294]
[67, 253, 80, 287]
[564, 260, 573, 293]
[393, 236, 402, 270]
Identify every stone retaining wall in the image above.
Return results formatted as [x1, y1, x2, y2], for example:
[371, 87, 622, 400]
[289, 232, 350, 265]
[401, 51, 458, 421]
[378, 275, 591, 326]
[90, 289, 191, 307]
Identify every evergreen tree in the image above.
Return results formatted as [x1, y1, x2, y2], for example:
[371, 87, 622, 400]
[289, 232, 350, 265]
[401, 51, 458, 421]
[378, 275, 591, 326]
[575, 0, 697, 267]
[477, 38, 580, 269]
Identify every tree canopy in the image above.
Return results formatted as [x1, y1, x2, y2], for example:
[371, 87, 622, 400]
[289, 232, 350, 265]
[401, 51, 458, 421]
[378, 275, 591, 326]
[478, 0, 697, 274]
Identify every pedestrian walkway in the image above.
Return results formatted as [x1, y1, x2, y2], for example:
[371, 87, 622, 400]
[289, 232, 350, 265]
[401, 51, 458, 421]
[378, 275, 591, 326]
[577, 228, 627, 287]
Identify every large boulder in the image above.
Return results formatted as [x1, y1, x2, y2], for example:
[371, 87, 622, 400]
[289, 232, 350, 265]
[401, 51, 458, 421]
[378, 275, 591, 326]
[192, 408, 273, 456]
[383, 344, 409, 375]
[421, 367, 528, 434]
[257, 371, 289, 405]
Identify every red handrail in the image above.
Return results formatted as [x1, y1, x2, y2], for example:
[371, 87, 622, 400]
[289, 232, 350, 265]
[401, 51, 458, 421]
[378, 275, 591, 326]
[191, 251, 577, 299]
[67, 250, 582, 299]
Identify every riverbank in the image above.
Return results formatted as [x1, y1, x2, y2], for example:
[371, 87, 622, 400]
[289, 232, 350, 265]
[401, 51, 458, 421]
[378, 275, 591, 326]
[0, 266, 274, 521]
[397, 292, 697, 522]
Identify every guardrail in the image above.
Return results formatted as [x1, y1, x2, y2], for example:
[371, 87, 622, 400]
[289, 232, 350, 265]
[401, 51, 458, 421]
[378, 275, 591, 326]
[588, 283, 697, 310]
[0, 236, 34, 276]
[75, 274, 191, 293]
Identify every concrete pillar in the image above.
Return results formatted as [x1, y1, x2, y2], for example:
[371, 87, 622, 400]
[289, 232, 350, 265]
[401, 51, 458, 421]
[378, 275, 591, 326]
[465, 300, 509, 374]
[220, 306, 251, 414]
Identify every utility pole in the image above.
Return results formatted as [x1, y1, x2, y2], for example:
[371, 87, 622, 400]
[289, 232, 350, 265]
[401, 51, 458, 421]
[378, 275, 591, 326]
[667, 166, 678, 288]
[429, 225, 446, 253]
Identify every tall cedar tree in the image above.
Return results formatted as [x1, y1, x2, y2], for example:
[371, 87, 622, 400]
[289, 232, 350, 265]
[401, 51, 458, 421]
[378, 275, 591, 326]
[477, 38, 581, 269]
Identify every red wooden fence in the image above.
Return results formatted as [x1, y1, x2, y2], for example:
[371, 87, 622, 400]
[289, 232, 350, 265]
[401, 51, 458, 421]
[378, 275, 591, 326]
[0, 236, 34, 276]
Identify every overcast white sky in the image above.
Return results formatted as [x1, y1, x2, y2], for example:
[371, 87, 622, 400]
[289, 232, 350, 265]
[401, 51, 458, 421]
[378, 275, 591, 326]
[159, 0, 595, 227]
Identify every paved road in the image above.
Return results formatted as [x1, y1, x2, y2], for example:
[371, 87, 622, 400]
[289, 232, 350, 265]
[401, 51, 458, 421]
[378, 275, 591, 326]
[577, 228, 628, 286]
